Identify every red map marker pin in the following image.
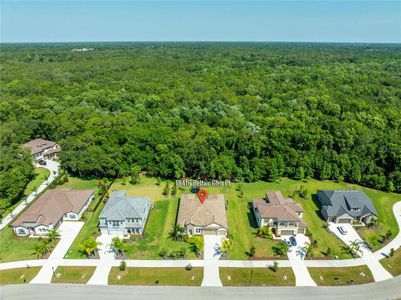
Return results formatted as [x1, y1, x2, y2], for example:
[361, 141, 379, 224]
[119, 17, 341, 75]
[197, 189, 208, 204]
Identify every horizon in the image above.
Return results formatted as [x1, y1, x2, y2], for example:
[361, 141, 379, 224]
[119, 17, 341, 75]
[1, 1, 401, 43]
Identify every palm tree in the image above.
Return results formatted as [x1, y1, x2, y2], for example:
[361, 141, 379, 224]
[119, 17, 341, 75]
[32, 243, 44, 259]
[342, 240, 362, 257]
[46, 228, 60, 244]
[111, 237, 127, 255]
[169, 225, 186, 242]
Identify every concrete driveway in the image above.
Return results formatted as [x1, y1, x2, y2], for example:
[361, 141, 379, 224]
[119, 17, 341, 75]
[328, 223, 392, 282]
[30, 221, 83, 284]
[201, 235, 223, 287]
[284, 234, 316, 286]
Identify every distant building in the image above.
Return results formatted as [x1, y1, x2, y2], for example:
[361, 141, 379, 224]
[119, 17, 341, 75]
[99, 190, 151, 236]
[71, 48, 94, 52]
[12, 189, 94, 236]
[317, 190, 378, 224]
[177, 194, 228, 236]
[252, 191, 306, 237]
[22, 139, 61, 161]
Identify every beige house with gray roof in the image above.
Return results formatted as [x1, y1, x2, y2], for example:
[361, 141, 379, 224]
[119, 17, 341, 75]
[252, 191, 306, 237]
[177, 194, 227, 236]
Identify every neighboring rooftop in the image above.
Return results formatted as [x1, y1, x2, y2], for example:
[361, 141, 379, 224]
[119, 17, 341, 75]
[22, 138, 59, 155]
[12, 189, 94, 227]
[317, 190, 378, 218]
[99, 190, 150, 221]
[253, 191, 306, 226]
[177, 194, 227, 228]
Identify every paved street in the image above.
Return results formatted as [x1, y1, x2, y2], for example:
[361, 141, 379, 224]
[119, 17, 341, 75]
[201, 235, 223, 287]
[328, 223, 392, 282]
[0, 160, 60, 230]
[3, 276, 401, 300]
[30, 221, 84, 284]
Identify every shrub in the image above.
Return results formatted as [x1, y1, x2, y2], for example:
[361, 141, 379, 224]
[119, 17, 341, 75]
[119, 260, 127, 271]
[185, 264, 192, 271]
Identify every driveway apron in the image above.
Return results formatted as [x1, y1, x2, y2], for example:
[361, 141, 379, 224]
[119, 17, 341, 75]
[201, 235, 223, 287]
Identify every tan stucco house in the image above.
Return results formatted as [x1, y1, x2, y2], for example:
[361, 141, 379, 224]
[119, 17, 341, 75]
[22, 138, 61, 161]
[177, 193, 228, 236]
[252, 191, 306, 237]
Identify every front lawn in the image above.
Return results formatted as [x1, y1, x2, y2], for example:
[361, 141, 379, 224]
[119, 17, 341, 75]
[0, 227, 38, 262]
[309, 266, 374, 286]
[0, 267, 41, 285]
[380, 247, 401, 276]
[51, 266, 96, 284]
[220, 267, 295, 286]
[108, 267, 203, 285]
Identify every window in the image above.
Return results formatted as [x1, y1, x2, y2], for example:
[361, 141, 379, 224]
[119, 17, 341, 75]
[17, 228, 26, 235]
[195, 227, 203, 234]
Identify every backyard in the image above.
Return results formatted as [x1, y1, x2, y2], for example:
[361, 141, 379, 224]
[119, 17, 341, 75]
[220, 267, 295, 286]
[308, 266, 374, 286]
[108, 267, 203, 285]
[380, 247, 401, 276]
[0, 267, 41, 285]
[51, 266, 96, 284]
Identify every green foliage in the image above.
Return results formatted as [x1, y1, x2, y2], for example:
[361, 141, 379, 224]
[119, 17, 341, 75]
[130, 165, 141, 185]
[256, 226, 272, 239]
[111, 237, 128, 255]
[187, 235, 203, 257]
[269, 261, 279, 272]
[1, 43, 400, 194]
[79, 236, 100, 257]
[272, 243, 289, 257]
[220, 239, 232, 255]
[169, 225, 186, 242]
[162, 182, 170, 196]
[119, 260, 127, 271]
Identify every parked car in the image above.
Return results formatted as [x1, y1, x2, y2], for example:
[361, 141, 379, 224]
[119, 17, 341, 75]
[284, 239, 291, 247]
[337, 226, 347, 235]
[38, 159, 47, 166]
[289, 236, 297, 246]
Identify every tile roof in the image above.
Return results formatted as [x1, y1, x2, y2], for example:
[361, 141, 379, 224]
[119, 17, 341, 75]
[22, 139, 58, 155]
[177, 194, 227, 228]
[252, 191, 306, 227]
[12, 189, 94, 228]
[99, 190, 150, 221]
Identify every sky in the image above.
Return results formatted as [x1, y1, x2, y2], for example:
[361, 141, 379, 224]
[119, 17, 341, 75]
[1, 1, 400, 43]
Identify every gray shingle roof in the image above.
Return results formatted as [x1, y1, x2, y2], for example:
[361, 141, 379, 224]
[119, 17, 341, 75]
[317, 190, 377, 219]
[99, 190, 150, 221]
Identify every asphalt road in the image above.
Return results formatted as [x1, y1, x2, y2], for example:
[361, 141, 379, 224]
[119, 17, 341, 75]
[2, 276, 401, 300]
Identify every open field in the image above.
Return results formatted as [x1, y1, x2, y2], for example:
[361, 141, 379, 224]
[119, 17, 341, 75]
[0, 267, 41, 285]
[308, 266, 374, 286]
[108, 267, 203, 285]
[51, 266, 96, 284]
[220, 267, 295, 286]
[380, 247, 401, 276]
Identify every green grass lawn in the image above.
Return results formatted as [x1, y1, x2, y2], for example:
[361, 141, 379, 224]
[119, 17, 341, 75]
[1, 167, 50, 219]
[220, 267, 295, 286]
[309, 266, 374, 286]
[0, 227, 39, 262]
[0, 267, 41, 285]
[380, 247, 401, 276]
[51, 266, 96, 284]
[108, 267, 203, 285]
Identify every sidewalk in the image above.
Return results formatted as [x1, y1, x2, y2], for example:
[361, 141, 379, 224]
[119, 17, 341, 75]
[0, 160, 60, 230]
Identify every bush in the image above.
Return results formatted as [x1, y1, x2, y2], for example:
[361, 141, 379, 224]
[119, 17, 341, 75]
[119, 260, 127, 271]
[185, 264, 192, 271]
[269, 261, 279, 272]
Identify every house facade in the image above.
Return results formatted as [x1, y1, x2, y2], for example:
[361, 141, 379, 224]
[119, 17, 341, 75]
[177, 194, 228, 236]
[99, 190, 151, 236]
[317, 190, 378, 224]
[22, 139, 61, 161]
[252, 191, 306, 237]
[11, 189, 94, 236]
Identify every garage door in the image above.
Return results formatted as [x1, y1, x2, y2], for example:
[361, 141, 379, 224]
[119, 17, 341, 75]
[280, 230, 296, 236]
[203, 229, 217, 235]
[337, 218, 352, 223]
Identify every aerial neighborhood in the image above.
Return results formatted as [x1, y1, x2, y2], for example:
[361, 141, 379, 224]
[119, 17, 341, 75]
[0, 132, 400, 290]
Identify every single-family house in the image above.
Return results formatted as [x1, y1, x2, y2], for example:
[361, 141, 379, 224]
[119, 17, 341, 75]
[22, 139, 61, 161]
[177, 194, 228, 236]
[11, 189, 94, 236]
[252, 191, 306, 237]
[317, 190, 378, 224]
[99, 190, 151, 235]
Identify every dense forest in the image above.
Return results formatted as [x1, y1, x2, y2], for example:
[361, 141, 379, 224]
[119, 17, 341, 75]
[1, 42, 400, 212]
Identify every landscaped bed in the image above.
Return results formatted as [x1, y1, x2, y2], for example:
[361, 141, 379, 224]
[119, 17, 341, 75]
[380, 247, 401, 276]
[220, 267, 295, 286]
[51, 266, 96, 284]
[0, 267, 41, 285]
[108, 267, 203, 285]
[308, 266, 374, 286]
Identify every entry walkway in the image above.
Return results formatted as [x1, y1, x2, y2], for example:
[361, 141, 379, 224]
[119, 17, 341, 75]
[201, 235, 223, 287]
[30, 221, 83, 284]
[0, 160, 60, 230]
